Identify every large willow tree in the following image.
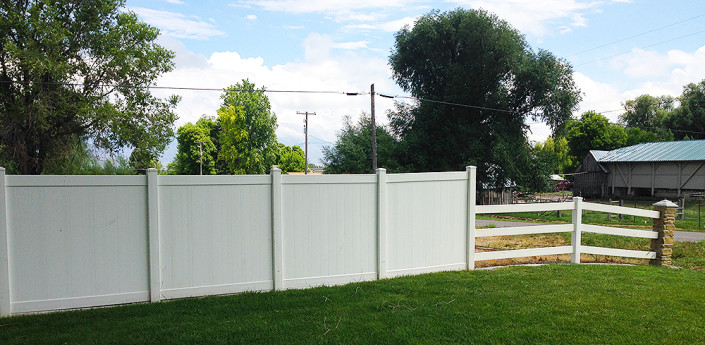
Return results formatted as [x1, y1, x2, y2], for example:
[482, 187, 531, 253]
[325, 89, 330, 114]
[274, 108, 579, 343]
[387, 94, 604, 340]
[389, 9, 581, 188]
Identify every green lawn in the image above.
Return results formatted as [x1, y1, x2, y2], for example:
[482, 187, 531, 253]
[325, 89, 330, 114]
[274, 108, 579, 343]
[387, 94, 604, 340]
[2, 265, 704, 344]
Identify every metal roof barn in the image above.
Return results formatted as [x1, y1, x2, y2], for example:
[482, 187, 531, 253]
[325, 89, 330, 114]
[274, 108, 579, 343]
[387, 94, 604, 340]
[574, 140, 705, 198]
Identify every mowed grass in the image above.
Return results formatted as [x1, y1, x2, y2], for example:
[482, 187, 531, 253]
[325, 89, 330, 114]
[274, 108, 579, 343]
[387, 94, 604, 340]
[1, 265, 704, 344]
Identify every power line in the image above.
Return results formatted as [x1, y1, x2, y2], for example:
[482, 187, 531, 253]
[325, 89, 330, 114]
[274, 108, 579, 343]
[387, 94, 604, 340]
[567, 13, 705, 57]
[575, 28, 705, 67]
[4, 79, 530, 116]
[394, 95, 518, 114]
[0, 80, 356, 94]
[309, 135, 333, 144]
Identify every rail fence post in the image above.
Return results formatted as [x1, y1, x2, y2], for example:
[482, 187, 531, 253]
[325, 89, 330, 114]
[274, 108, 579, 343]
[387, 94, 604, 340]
[0, 168, 10, 316]
[466, 166, 477, 270]
[271, 167, 284, 290]
[651, 200, 677, 266]
[146, 168, 161, 302]
[571, 196, 583, 264]
[376, 168, 387, 279]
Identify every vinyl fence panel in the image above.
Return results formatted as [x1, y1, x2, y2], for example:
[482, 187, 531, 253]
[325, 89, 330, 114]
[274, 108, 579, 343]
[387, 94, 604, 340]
[158, 176, 274, 298]
[6, 176, 149, 313]
[280, 175, 378, 289]
[385, 172, 468, 277]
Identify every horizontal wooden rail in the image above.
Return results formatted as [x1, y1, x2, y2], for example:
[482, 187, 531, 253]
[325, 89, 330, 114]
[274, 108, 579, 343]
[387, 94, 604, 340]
[581, 224, 658, 239]
[476, 202, 574, 214]
[475, 246, 573, 261]
[582, 246, 656, 259]
[582, 202, 659, 219]
[476, 224, 573, 237]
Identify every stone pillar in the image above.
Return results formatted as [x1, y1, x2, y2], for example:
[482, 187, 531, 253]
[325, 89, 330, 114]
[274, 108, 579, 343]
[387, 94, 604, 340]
[651, 200, 678, 266]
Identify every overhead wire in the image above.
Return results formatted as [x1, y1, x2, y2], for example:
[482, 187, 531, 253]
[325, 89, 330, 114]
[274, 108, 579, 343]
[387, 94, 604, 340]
[567, 13, 705, 57]
[574, 28, 705, 67]
[6, 81, 699, 135]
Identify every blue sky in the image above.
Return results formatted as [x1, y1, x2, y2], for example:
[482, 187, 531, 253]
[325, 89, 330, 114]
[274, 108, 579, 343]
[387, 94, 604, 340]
[124, 0, 705, 165]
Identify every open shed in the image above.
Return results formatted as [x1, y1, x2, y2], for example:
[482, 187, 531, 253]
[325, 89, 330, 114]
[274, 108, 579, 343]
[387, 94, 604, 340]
[573, 140, 705, 198]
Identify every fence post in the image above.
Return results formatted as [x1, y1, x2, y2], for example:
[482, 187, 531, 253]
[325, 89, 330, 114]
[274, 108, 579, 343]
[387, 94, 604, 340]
[271, 167, 284, 290]
[0, 168, 10, 316]
[376, 168, 387, 279]
[571, 196, 583, 264]
[146, 168, 161, 302]
[651, 200, 677, 266]
[466, 166, 477, 270]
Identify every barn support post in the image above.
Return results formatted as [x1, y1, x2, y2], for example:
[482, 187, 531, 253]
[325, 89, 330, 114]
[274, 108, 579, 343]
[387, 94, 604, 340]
[650, 163, 655, 196]
[651, 200, 677, 266]
[677, 162, 683, 197]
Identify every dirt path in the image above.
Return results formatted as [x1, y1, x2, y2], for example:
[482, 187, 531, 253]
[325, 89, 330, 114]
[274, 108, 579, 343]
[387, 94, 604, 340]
[475, 219, 705, 242]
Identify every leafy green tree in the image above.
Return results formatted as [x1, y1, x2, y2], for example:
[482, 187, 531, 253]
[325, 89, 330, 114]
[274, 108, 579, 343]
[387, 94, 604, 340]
[624, 127, 665, 146]
[388, 9, 581, 188]
[218, 80, 278, 175]
[0, 0, 179, 174]
[620, 95, 673, 129]
[534, 137, 574, 174]
[42, 138, 134, 175]
[566, 112, 627, 164]
[619, 94, 674, 142]
[666, 80, 705, 140]
[173, 120, 218, 175]
[275, 144, 305, 173]
[323, 114, 400, 174]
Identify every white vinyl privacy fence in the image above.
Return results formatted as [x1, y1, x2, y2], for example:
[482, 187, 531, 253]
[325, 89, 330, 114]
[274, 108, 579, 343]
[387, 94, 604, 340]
[0, 167, 672, 316]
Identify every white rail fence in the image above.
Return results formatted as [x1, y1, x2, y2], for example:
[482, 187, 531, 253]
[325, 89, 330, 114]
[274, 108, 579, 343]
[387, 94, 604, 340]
[0, 166, 669, 316]
[472, 199, 661, 265]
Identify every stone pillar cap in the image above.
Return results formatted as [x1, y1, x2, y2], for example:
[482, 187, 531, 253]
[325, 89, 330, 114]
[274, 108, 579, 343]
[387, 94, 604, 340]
[653, 199, 678, 208]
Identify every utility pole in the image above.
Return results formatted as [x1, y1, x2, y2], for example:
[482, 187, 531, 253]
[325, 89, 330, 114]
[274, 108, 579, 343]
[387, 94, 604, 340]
[370, 84, 377, 171]
[195, 140, 204, 175]
[297, 111, 316, 174]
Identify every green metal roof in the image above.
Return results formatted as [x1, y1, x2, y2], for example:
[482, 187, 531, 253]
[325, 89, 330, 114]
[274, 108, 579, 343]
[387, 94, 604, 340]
[590, 150, 609, 161]
[597, 140, 705, 162]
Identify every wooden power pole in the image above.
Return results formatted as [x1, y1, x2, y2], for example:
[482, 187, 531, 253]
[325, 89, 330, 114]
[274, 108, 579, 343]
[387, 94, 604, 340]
[371, 84, 377, 171]
[297, 111, 316, 174]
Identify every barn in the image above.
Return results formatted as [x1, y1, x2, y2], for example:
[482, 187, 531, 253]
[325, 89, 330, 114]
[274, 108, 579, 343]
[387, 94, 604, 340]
[573, 140, 705, 198]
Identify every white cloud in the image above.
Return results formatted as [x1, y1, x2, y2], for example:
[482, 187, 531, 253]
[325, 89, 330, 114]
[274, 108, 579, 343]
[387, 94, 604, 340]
[234, 0, 414, 14]
[153, 33, 401, 164]
[245, 14, 257, 21]
[451, 0, 601, 36]
[619, 46, 705, 99]
[165, 0, 185, 4]
[332, 41, 370, 50]
[343, 16, 418, 32]
[130, 7, 226, 40]
[572, 72, 623, 120]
